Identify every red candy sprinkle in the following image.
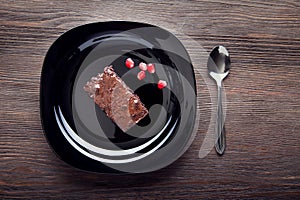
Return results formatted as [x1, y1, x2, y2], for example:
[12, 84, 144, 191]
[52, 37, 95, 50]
[157, 80, 167, 89]
[138, 62, 147, 71]
[137, 71, 146, 80]
[147, 63, 155, 73]
[125, 58, 134, 69]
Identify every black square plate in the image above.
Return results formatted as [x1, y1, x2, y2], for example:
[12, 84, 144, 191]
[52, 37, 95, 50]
[40, 21, 197, 173]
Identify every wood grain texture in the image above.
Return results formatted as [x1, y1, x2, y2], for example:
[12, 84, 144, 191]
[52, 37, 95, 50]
[0, 0, 299, 199]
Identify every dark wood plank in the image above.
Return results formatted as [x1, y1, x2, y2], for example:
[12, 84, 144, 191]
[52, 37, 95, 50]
[0, 0, 299, 199]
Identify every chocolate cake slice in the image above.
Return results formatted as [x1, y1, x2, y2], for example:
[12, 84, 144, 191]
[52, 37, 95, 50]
[84, 66, 148, 132]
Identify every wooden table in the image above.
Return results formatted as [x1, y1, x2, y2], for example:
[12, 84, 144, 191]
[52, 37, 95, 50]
[1, 0, 299, 199]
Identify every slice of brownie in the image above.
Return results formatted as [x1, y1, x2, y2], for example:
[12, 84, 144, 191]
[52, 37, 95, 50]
[84, 66, 148, 132]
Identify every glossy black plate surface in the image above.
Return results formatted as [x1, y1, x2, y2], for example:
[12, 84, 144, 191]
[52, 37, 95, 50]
[40, 21, 197, 173]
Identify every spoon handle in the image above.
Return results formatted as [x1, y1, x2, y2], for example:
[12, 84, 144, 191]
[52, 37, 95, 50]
[215, 85, 226, 155]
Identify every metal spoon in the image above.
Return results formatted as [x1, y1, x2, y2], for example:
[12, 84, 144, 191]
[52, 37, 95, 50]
[207, 46, 231, 155]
